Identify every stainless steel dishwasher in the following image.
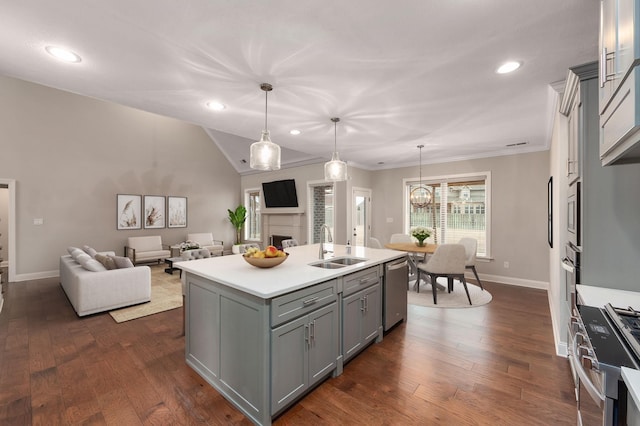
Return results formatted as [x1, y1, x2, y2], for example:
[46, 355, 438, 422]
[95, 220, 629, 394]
[383, 257, 409, 331]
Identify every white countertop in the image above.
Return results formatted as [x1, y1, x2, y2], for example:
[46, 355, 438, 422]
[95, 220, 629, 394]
[177, 243, 406, 299]
[623, 367, 640, 411]
[577, 284, 640, 309]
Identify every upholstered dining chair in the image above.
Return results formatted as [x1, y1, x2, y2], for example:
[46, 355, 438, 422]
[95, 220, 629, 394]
[239, 243, 261, 254]
[368, 237, 383, 249]
[389, 233, 412, 243]
[416, 244, 472, 305]
[458, 237, 483, 290]
[281, 239, 298, 249]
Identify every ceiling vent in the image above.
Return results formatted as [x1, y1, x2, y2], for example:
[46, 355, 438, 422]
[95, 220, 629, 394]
[505, 141, 529, 147]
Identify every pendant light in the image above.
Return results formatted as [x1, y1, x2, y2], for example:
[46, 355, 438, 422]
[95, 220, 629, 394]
[324, 117, 348, 181]
[410, 144, 432, 208]
[250, 83, 281, 170]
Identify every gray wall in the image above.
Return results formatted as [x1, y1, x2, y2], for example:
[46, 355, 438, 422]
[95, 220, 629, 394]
[0, 75, 240, 278]
[0, 187, 7, 264]
[371, 151, 551, 284]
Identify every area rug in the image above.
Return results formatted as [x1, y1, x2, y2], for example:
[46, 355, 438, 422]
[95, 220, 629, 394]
[109, 266, 182, 323]
[408, 277, 492, 308]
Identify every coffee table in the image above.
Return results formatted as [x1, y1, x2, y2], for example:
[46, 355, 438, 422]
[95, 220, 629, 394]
[164, 257, 184, 276]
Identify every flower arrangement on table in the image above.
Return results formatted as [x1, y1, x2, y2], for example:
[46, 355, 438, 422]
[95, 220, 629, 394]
[411, 227, 431, 247]
[179, 240, 201, 252]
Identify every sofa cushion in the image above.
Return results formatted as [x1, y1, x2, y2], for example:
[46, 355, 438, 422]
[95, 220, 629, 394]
[95, 253, 116, 270]
[78, 256, 107, 272]
[75, 252, 92, 264]
[83, 245, 98, 258]
[109, 255, 134, 269]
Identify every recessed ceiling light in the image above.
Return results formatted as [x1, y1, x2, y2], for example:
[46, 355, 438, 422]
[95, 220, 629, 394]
[289, 129, 301, 135]
[496, 61, 521, 74]
[206, 101, 226, 111]
[45, 46, 81, 63]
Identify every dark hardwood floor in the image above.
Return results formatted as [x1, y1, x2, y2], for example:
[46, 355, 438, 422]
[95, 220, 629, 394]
[0, 266, 576, 425]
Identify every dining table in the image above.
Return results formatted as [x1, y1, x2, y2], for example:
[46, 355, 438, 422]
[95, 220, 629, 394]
[384, 242, 444, 290]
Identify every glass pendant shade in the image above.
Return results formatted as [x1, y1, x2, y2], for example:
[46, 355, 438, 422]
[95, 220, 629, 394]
[250, 83, 281, 171]
[324, 117, 347, 181]
[324, 151, 348, 181]
[250, 130, 281, 170]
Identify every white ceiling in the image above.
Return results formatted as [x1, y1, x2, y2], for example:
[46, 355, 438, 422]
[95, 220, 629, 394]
[0, 0, 600, 174]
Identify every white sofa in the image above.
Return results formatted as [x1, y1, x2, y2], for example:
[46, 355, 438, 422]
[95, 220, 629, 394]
[60, 252, 151, 316]
[124, 236, 171, 265]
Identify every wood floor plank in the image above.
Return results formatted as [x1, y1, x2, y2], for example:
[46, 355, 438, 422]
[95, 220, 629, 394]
[0, 267, 577, 424]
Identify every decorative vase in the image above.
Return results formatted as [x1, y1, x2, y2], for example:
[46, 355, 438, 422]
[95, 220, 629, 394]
[416, 240, 425, 247]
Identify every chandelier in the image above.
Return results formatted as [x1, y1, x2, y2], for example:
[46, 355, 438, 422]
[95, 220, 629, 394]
[249, 83, 281, 170]
[409, 144, 432, 208]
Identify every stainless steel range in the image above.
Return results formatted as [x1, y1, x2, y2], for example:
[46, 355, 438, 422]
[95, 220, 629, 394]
[569, 303, 640, 425]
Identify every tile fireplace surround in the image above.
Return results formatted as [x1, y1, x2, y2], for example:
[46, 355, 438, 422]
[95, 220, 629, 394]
[261, 210, 305, 248]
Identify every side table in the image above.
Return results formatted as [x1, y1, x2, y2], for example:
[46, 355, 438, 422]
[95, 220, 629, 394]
[164, 257, 184, 277]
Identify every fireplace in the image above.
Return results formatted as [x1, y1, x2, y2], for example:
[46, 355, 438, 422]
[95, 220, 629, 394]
[270, 235, 292, 249]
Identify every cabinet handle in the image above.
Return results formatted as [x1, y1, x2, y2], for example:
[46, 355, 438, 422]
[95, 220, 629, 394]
[360, 297, 365, 312]
[600, 47, 607, 88]
[302, 296, 319, 306]
[310, 320, 315, 343]
[364, 295, 369, 312]
[304, 324, 310, 347]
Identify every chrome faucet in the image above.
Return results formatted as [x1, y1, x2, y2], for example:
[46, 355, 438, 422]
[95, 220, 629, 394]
[319, 224, 333, 259]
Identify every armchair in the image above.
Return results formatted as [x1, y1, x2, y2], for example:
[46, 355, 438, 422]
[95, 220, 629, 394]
[187, 233, 224, 257]
[124, 236, 171, 265]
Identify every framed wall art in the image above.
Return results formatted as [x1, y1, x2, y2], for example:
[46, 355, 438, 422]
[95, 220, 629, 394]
[168, 196, 187, 228]
[117, 194, 142, 230]
[143, 195, 166, 229]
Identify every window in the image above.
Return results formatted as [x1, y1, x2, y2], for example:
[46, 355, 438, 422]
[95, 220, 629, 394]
[244, 188, 261, 241]
[404, 172, 491, 257]
[308, 182, 334, 243]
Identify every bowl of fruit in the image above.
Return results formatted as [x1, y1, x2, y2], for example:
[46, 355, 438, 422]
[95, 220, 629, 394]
[242, 245, 289, 268]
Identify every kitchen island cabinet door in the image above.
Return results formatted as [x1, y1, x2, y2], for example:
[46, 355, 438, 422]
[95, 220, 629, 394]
[342, 283, 382, 362]
[271, 315, 308, 414]
[308, 302, 339, 386]
[271, 301, 339, 414]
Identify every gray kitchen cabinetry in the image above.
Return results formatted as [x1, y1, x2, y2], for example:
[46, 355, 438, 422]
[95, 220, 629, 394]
[271, 301, 339, 414]
[342, 266, 382, 362]
[599, 0, 640, 165]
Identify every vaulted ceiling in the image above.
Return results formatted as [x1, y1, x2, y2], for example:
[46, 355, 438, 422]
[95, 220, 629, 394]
[0, 1, 599, 174]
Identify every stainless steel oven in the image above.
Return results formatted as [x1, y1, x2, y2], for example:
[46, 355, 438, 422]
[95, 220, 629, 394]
[568, 304, 637, 425]
[567, 181, 581, 248]
[562, 243, 580, 311]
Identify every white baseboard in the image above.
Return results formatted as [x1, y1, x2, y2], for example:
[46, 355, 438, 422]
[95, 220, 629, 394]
[13, 270, 59, 282]
[469, 272, 548, 290]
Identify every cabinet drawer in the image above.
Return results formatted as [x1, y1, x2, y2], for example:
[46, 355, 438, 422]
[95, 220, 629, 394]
[271, 280, 338, 327]
[343, 266, 380, 297]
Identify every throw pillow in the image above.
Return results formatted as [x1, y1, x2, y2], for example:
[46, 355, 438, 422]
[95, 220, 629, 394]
[83, 245, 98, 258]
[75, 252, 92, 264]
[69, 248, 84, 260]
[67, 246, 81, 255]
[95, 253, 116, 270]
[109, 255, 134, 269]
[78, 256, 107, 272]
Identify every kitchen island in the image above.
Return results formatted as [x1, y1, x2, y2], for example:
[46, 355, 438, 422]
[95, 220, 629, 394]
[178, 244, 407, 425]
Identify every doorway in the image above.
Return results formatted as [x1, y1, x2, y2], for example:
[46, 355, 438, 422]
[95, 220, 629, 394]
[351, 188, 371, 247]
[0, 179, 15, 283]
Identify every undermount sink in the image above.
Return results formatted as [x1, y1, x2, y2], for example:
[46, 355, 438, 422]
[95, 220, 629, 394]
[326, 257, 368, 265]
[309, 262, 346, 269]
[309, 257, 368, 269]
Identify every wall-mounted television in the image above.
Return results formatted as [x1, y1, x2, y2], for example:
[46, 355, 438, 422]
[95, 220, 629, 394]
[262, 179, 299, 208]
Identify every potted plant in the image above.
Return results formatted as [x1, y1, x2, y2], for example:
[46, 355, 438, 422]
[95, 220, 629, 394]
[228, 205, 247, 254]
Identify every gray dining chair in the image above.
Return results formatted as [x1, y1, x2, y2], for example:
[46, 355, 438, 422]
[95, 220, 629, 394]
[368, 237, 383, 249]
[281, 239, 298, 249]
[458, 237, 483, 290]
[416, 244, 471, 305]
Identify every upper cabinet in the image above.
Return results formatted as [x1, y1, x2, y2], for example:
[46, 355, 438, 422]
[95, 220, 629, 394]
[599, 0, 640, 165]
